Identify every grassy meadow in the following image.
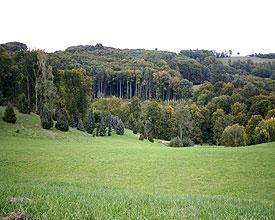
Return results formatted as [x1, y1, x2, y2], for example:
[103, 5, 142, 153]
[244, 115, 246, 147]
[0, 107, 274, 219]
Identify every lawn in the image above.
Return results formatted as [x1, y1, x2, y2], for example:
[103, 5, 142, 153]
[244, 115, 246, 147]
[0, 107, 274, 219]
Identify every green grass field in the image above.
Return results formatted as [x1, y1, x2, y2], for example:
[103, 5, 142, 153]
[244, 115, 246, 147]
[0, 107, 274, 219]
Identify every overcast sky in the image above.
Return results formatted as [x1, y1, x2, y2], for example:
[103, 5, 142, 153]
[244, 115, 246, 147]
[1, 0, 275, 55]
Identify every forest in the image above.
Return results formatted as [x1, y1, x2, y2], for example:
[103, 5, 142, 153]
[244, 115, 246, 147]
[1, 41, 275, 147]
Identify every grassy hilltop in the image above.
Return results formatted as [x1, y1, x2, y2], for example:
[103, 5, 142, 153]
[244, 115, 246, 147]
[0, 107, 275, 219]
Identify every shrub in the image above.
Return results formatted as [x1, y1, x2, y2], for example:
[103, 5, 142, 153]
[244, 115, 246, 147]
[253, 117, 275, 144]
[246, 115, 263, 145]
[182, 137, 194, 147]
[18, 93, 30, 114]
[107, 125, 112, 136]
[148, 133, 154, 143]
[55, 112, 69, 131]
[221, 124, 247, 147]
[3, 104, 16, 123]
[99, 117, 106, 136]
[169, 136, 183, 147]
[77, 118, 84, 131]
[253, 128, 270, 144]
[69, 111, 80, 128]
[40, 106, 53, 129]
[85, 112, 95, 134]
[139, 134, 144, 141]
[115, 118, 125, 135]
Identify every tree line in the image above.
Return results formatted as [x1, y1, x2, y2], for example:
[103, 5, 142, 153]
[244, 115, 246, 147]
[1, 42, 274, 146]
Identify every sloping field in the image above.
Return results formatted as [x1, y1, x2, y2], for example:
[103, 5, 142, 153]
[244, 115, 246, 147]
[0, 107, 274, 219]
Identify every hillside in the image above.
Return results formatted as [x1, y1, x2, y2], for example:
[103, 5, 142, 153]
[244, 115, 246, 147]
[220, 56, 275, 64]
[1, 107, 275, 219]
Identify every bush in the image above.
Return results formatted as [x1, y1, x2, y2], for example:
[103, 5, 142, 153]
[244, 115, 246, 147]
[18, 93, 30, 114]
[148, 133, 154, 143]
[55, 112, 69, 131]
[3, 104, 16, 123]
[253, 117, 275, 144]
[246, 115, 263, 145]
[182, 137, 194, 147]
[254, 128, 270, 144]
[69, 111, 80, 128]
[40, 106, 53, 129]
[77, 118, 84, 131]
[139, 134, 144, 141]
[115, 118, 125, 135]
[85, 112, 95, 134]
[221, 124, 247, 147]
[99, 117, 106, 136]
[107, 125, 112, 136]
[169, 136, 183, 147]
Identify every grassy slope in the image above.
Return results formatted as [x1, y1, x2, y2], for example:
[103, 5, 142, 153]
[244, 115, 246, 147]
[0, 107, 274, 219]
[220, 56, 275, 64]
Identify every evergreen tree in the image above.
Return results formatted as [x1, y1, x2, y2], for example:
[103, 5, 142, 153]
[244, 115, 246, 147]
[40, 106, 53, 129]
[108, 124, 112, 136]
[99, 116, 106, 136]
[115, 118, 125, 135]
[55, 111, 69, 131]
[3, 104, 16, 123]
[18, 93, 30, 114]
[77, 118, 84, 131]
[148, 132, 154, 143]
[85, 111, 95, 134]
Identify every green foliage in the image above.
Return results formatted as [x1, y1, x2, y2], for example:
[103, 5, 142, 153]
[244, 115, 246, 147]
[2, 104, 16, 123]
[169, 136, 183, 147]
[145, 100, 162, 138]
[85, 112, 95, 134]
[248, 99, 271, 118]
[175, 103, 194, 141]
[253, 117, 275, 144]
[58, 68, 92, 117]
[77, 118, 84, 131]
[148, 133, 154, 143]
[40, 106, 53, 129]
[99, 116, 106, 136]
[18, 93, 30, 114]
[212, 109, 234, 145]
[221, 124, 247, 147]
[266, 109, 275, 119]
[254, 128, 270, 144]
[246, 115, 263, 145]
[114, 117, 125, 135]
[231, 102, 247, 125]
[55, 112, 69, 132]
[182, 137, 195, 147]
[160, 105, 176, 140]
[139, 134, 144, 141]
[107, 124, 112, 136]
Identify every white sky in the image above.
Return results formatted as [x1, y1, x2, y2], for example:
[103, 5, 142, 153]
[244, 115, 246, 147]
[1, 0, 275, 55]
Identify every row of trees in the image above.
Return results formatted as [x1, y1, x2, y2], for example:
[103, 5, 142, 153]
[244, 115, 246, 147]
[1, 42, 274, 146]
[89, 94, 275, 147]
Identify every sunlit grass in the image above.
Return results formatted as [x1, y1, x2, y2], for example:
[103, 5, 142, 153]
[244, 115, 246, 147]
[0, 107, 274, 219]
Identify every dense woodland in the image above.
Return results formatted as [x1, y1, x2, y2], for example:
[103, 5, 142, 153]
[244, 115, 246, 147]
[1, 41, 275, 146]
